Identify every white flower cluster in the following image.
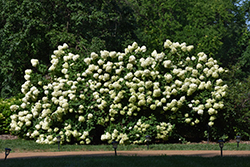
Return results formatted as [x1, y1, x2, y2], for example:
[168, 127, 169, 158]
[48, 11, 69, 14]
[10, 39, 227, 144]
[31, 59, 39, 67]
[156, 122, 173, 140]
[101, 129, 129, 144]
[132, 119, 151, 144]
[164, 39, 194, 53]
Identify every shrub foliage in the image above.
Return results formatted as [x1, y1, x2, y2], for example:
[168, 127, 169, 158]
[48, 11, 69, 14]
[9, 40, 227, 144]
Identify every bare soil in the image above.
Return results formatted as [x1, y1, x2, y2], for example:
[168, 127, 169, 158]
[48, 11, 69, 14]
[0, 134, 18, 140]
[1, 150, 250, 160]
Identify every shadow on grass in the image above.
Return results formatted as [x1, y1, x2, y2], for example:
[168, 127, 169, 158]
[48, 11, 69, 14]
[1, 155, 250, 167]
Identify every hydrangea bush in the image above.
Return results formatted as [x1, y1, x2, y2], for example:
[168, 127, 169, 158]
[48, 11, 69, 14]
[9, 39, 227, 145]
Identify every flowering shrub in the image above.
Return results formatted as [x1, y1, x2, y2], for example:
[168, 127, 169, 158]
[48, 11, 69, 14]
[0, 95, 23, 134]
[9, 39, 227, 144]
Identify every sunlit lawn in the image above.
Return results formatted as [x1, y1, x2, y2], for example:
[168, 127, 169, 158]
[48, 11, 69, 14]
[1, 138, 250, 153]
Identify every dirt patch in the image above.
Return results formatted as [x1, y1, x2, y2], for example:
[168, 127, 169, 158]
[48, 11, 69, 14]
[2, 150, 250, 160]
[0, 134, 18, 140]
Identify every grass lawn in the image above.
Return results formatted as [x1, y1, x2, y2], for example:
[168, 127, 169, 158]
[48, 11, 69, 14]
[1, 139, 250, 167]
[1, 155, 250, 167]
[1, 138, 250, 153]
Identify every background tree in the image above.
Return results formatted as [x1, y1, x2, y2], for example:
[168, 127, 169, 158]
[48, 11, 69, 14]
[215, 71, 250, 140]
[1, 0, 249, 98]
[127, 0, 249, 69]
[0, 0, 137, 98]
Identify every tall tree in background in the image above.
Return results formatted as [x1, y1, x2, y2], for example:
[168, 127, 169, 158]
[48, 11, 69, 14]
[236, 0, 250, 76]
[0, 0, 136, 98]
[127, 0, 249, 70]
[0, 0, 249, 98]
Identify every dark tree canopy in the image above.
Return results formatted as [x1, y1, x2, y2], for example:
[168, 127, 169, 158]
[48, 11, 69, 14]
[127, 0, 249, 68]
[0, 0, 249, 98]
[0, 0, 137, 97]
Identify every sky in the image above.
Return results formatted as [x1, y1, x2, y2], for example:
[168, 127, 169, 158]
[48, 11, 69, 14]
[237, 0, 250, 29]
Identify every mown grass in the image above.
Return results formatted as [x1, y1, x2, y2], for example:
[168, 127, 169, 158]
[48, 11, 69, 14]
[1, 156, 250, 167]
[1, 138, 250, 153]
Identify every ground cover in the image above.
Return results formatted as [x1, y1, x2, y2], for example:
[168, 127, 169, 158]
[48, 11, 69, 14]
[1, 155, 250, 167]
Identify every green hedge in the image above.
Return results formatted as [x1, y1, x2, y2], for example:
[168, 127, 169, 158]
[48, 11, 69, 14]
[0, 94, 23, 134]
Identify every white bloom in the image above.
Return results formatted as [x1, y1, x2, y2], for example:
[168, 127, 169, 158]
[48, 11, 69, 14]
[35, 124, 41, 130]
[198, 82, 205, 90]
[189, 83, 197, 89]
[132, 42, 138, 49]
[185, 118, 191, 123]
[153, 89, 161, 97]
[84, 58, 92, 64]
[143, 69, 150, 76]
[26, 121, 32, 126]
[88, 113, 93, 119]
[208, 121, 214, 127]
[155, 52, 165, 62]
[172, 42, 180, 48]
[31, 59, 39, 67]
[62, 43, 68, 49]
[145, 81, 153, 89]
[91, 52, 98, 59]
[150, 104, 156, 110]
[181, 45, 187, 52]
[100, 50, 109, 59]
[163, 60, 171, 68]
[218, 67, 225, 73]
[140, 46, 146, 52]
[20, 103, 26, 109]
[197, 110, 204, 115]
[199, 75, 205, 80]
[198, 52, 207, 62]
[151, 50, 157, 58]
[10, 105, 19, 111]
[175, 80, 183, 87]
[129, 55, 136, 63]
[170, 47, 177, 53]
[109, 51, 116, 58]
[187, 45, 194, 52]
[192, 69, 199, 77]
[208, 108, 217, 115]
[98, 59, 104, 66]
[53, 49, 64, 56]
[194, 119, 200, 124]
[212, 72, 219, 78]
[127, 63, 133, 70]
[216, 79, 223, 85]
[62, 62, 69, 68]
[164, 74, 172, 82]
[48, 65, 56, 71]
[73, 54, 80, 61]
[164, 39, 172, 48]
[196, 63, 203, 69]
[210, 116, 216, 121]
[24, 74, 30, 80]
[213, 103, 220, 109]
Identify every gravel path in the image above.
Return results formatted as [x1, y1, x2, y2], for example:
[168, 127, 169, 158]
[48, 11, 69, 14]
[1, 150, 250, 160]
[1, 134, 250, 160]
